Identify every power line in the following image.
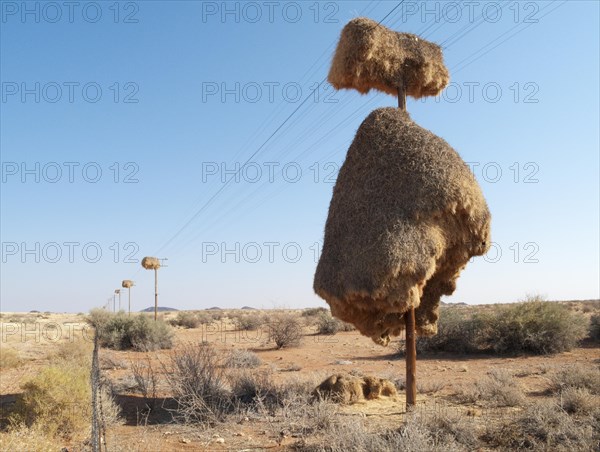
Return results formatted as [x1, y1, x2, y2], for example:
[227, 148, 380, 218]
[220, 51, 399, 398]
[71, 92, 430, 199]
[150, 1, 407, 257]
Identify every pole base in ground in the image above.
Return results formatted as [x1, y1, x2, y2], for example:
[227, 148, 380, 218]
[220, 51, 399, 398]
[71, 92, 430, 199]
[404, 307, 417, 410]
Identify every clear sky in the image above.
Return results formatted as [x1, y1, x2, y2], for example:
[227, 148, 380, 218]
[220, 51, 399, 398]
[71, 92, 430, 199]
[1, 0, 598, 312]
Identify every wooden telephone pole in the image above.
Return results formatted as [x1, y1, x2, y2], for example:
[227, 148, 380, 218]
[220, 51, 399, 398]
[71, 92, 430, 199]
[398, 84, 416, 410]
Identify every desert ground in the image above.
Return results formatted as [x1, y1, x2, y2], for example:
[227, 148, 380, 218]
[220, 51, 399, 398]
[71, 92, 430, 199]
[0, 300, 598, 451]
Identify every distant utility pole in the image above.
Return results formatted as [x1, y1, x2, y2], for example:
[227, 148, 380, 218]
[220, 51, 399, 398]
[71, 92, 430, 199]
[115, 289, 121, 312]
[122, 280, 134, 316]
[141, 257, 167, 321]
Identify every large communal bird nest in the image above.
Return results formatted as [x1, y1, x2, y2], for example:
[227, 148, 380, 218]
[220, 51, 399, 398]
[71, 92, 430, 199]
[328, 17, 449, 98]
[122, 280, 134, 288]
[141, 257, 161, 270]
[313, 108, 491, 345]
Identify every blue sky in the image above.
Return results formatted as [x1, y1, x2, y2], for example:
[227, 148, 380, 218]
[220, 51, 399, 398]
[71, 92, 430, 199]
[1, 0, 598, 312]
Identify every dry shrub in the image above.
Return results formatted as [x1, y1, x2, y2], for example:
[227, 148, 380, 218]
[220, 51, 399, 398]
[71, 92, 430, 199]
[458, 369, 524, 407]
[268, 313, 303, 349]
[406, 407, 478, 450]
[316, 311, 342, 335]
[169, 311, 200, 329]
[549, 364, 600, 395]
[0, 423, 62, 451]
[8, 341, 120, 439]
[51, 340, 91, 363]
[225, 349, 261, 369]
[230, 369, 281, 408]
[296, 414, 470, 452]
[0, 347, 21, 369]
[480, 299, 588, 355]
[302, 307, 328, 318]
[131, 357, 159, 409]
[417, 380, 446, 395]
[235, 313, 263, 331]
[88, 310, 173, 351]
[560, 387, 599, 415]
[164, 343, 231, 425]
[589, 314, 600, 342]
[484, 401, 597, 450]
[415, 308, 483, 354]
[313, 374, 397, 404]
[281, 394, 338, 436]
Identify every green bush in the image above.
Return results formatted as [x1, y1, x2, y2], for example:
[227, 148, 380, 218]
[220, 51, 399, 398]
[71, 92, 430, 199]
[589, 314, 600, 342]
[88, 310, 173, 351]
[169, 311, 201, 329]
[235, 314, 263, 331]
[9, 342, 120, 439]
[302, 307, 328, 318]
[480, 300, 588, 355]
[415, 308, 483, 354]
[316, 312, 342, 335]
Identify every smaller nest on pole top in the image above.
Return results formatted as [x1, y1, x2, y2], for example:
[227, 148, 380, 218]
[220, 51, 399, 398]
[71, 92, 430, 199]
[328, 17, 449, 98]
[141, 257, 160, 270]
[122, 280, 134, 288]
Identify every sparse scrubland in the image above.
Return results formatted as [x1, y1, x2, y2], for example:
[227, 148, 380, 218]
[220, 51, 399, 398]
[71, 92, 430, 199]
[0, 300, 598, 450]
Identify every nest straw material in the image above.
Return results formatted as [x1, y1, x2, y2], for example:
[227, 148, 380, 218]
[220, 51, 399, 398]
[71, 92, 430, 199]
[313, 374, 398, 404]
[141, 257, 161, 270]
[313, 108, 491, 345]
[328, 17, 449, 98]
[122, 280, 134, 289]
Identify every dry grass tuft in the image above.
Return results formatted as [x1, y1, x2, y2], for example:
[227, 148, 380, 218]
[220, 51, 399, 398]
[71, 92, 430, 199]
[457, 368, 524, 407]
[0, 347, 21, 370]
[225, 349, 261, 369]
[7, 340, 120, 440]
[483, 401, 597, 450]
[549, 363, 600, 395]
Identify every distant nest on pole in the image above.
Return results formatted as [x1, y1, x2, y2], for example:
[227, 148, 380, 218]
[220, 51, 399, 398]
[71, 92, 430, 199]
[122, 280, 134, 288]
[141, 257, 161, 270]
[328, 17, 449, 98]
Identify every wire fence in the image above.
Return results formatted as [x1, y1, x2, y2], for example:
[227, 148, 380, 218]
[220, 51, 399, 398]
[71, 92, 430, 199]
[91, 331, 108, 452]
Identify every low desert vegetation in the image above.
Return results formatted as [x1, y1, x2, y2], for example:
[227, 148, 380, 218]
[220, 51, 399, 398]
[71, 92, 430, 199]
[457, 368, 525, 407]
[225, 349, 262, 369]
[480, 297, 588, 354]
[5, 341, 121, 441]
[483, 400, 598, 450]
[1, 302, 597, 450]
[87, 309, 173, 351]
[301, 307, 328, 318]
[0, 347, 21, 370]
[315, 311, 355, 335]
[168, 311, 202, 329]
[549, 363, 600, 395]
[589, 314, 600, 342]
[233, 313, 264, 331]
[414, 299, 588, 355]
[268, 313, 303, 349]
